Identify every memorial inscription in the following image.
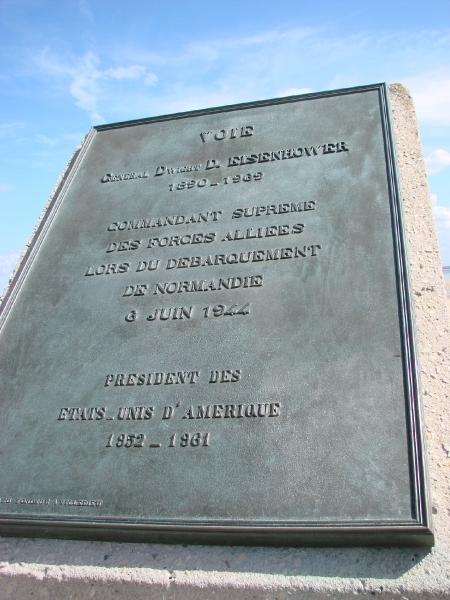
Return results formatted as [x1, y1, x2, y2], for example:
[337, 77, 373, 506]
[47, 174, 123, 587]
[0, 83, 433, 546]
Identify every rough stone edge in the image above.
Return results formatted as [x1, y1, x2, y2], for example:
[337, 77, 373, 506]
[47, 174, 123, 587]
[0, 137, 87, 306]
[0, 84, 449, 599]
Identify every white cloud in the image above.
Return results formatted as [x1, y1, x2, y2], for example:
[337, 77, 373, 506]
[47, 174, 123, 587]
[32, 27, 450, 128]
[161, 90, 244, 114]
[79, 0, 94, 23]
[33, 27, 328, 120]
[425, 148, 450, 175]
[104, 65, 157, 87]
[35, 134, 58, 146]
[276, 87, 314, 97]
[110, 28, 449, 118]
[64, 133, 85, 142]
[144, 73, 158, 86]
[433, 203, 450, 265]
[35, 50, 158, 123]
[0, 122, 25, 137]
[434, 204, 450, 228]
[68, 52, 103, 121]
[0, 253, 19, 275]
[35, 50, 103, 121]
[105, 65, 144, 80]
[405, 73, 450, 126]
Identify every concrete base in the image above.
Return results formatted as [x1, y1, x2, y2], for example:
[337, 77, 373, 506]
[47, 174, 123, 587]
[0, 83, 449, 599]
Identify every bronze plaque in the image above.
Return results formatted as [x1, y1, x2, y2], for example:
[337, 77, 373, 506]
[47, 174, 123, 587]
[0, 84, 433, 546]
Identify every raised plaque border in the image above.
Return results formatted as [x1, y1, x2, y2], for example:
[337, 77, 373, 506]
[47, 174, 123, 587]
[0, 83, 434, 547]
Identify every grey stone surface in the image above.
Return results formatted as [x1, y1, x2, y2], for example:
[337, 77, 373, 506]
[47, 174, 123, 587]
[0, 83, 449, 598]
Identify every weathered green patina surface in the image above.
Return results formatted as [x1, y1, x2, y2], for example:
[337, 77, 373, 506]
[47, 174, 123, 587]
[0, 84, 432, 545]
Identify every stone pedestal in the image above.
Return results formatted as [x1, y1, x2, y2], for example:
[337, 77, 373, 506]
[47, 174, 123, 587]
[0, 83, 449, 599]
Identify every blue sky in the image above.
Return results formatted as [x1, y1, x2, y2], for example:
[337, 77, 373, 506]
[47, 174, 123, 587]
[1, 0, 450, 291]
